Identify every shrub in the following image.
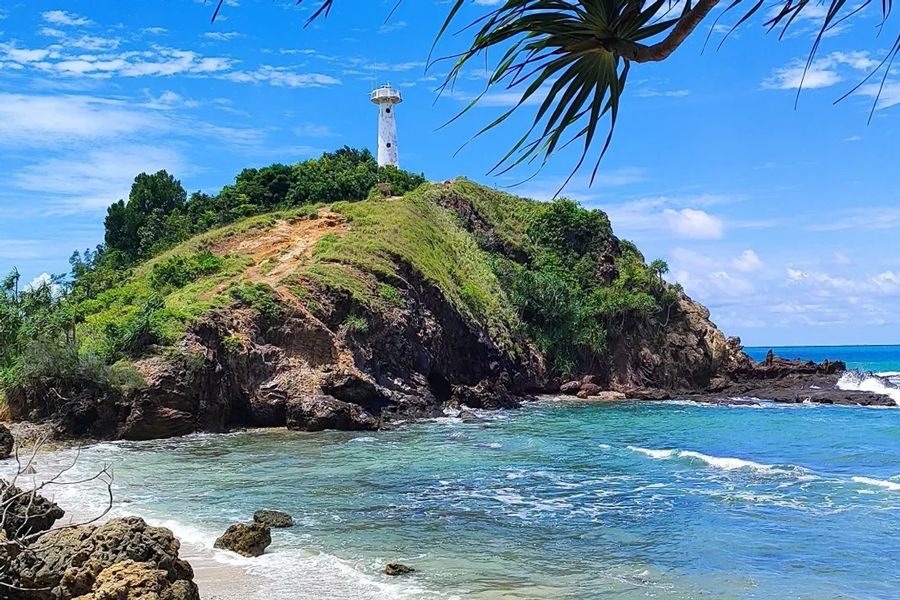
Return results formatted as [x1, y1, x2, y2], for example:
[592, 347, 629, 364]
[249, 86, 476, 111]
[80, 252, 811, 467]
[149, 251, 223, 291]
[228, 283, 281, 318]
[343, 315, 368, 332]
[108, 361, 146, 394]
[378, 284, 403, 307]
[222, 334, 245, 354]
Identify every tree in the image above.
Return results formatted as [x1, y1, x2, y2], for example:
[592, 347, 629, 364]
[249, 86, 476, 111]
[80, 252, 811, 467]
[104, 171, 187, 261]
[212, 0, 898, 187]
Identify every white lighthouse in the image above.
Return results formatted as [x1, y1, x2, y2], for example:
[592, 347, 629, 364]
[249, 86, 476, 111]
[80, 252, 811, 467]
[370, 83, 402, 167]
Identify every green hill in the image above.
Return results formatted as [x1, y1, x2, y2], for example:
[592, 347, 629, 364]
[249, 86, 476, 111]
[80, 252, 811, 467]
[0, 149, 731, 438]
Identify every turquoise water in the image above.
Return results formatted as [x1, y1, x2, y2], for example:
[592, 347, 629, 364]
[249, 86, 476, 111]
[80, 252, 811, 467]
[3, 345, 899, 599]
[746, 344, 900, 375]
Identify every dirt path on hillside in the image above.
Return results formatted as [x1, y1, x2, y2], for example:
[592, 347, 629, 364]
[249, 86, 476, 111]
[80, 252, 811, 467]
[209, 208, 349, 300]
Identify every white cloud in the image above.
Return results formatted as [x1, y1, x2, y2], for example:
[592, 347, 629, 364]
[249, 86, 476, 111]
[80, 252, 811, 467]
[141, 90, 200, 110]
[141, 27, 168, 35]
[378, 21, 407, 34]
[858, 80, 900, 110]
[42, 10, 93, 27]
[0, 93, 166, 145]
[203, 31, 244, 41]
[39, 27, 121, 51]
[514, 169, 645, 202]
[13, 145, 191, 212]
[732, 249, 763, 272]
[762, 51, 878, 90]
[0, 41, 235, 78]
[663, 208, 724, 239]
[294, 122, 338, 138]
[635, 88, 691, 98]
[834, 252, 851, 265]
[24, 272, 63, 296]
[763, 61, 842, 90]
[221, 66, 340, 87]
[808, 207, 900, 231]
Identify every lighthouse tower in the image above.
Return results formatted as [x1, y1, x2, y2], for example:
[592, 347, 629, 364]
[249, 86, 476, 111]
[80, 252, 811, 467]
[370, 83, 402, 167]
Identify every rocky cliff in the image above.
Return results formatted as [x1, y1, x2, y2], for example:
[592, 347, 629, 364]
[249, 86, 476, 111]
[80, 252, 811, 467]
[2, 180, 784, 440]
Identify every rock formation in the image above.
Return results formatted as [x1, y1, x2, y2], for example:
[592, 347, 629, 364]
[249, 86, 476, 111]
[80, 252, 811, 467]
[384, 563, 415, 576]
[70, 560, 199, 600]
[213, 523, 271, 557]
[2, 517, 197, 600]
[253, 510, 293, 528]
[0, 425, 13, 460]
[0, 480, 65, 539]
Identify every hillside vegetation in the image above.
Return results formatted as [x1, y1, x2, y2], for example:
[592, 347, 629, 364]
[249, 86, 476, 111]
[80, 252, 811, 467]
[1, 147, 682, 421]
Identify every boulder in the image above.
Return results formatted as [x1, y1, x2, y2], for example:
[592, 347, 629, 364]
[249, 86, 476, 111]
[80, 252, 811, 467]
[214, 523, 271, 557]
[581, 375, 603, 386]
[321, 372, 391, 412]
[71, 560, 199, 600]
[384, 563, 415, 576]
[576, 383, 602, 398]
[253, 509, 293, 528]
[0, 479, 65, 539]
[121, 406, 195, 441]
[587, 391, 627, 401]
[286, 395, 378, 432]
[0, 424, 13, 460]
[5, 517, 195, 600]
[559, 381, 582, 395]
[458, 410, 479, 421]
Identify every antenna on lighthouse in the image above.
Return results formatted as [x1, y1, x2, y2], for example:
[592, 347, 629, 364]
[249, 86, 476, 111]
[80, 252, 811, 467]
[370, 82, 402, 168]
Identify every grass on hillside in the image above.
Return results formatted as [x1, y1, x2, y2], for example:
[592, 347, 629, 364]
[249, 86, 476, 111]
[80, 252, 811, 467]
[73, 184, 526, 362]
[300, 183, 523, 355]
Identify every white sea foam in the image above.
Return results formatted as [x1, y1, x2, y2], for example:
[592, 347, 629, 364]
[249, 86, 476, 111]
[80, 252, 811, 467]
[627, 446, 797, 474]
[836, 369, 900, 406]
[851, 476, 900, 491]
[627, 446, 677, 459]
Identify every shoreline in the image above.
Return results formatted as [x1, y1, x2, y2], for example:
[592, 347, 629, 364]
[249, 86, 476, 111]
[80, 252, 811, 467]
[4, 367, 898, 451]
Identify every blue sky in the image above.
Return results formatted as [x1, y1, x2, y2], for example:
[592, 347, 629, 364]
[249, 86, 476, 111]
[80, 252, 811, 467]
[1, 0, 898, 346]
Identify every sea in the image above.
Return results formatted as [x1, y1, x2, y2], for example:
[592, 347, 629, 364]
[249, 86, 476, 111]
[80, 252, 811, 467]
[3, 345, 899, 599]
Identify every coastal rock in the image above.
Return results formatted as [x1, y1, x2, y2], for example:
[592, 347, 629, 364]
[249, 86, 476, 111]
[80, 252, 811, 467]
[70, 560, 200, 600]
[285, 395, 378, 432]
[214, 523, 271, 557]
[253, 509, 293, 528]
[5, 517, 195, 599]
[576, 383, 602, 398]
[384, 563, 415, 576]
[559, 381, 582, 395]
[458, 409, 479, 421]
[121, 406, 195, 441]
[321, 372, 391, 413]
[0, 480, 65, 539]
[450, 381, 521, 410]
[0, 424, 13, 459]
[587, 391, 627, 401]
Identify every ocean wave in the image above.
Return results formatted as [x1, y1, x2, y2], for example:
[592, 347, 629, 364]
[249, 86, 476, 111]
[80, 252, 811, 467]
[851, 476, 900, 492]
[627, 446, 800, 474]
[837, 369, 900, 406]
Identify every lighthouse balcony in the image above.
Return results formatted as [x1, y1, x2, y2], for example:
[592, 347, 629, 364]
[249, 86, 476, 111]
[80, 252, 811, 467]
[371, 86, 402, 104]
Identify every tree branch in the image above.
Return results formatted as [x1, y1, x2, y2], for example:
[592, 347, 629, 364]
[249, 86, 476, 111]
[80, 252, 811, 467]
[604, 0, 722, 63]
